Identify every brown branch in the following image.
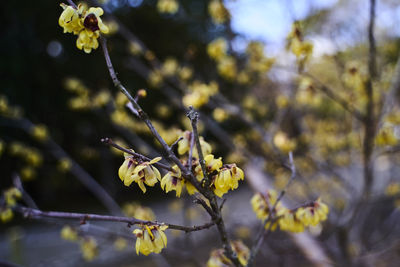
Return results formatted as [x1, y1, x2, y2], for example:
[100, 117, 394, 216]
[187, 107, 209, 187]
[14, 206, 215, 233]
[187, 131, 195, 169]
[362, 0, 377, 198]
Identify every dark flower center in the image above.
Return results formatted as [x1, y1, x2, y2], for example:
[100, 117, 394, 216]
[84, 14, 99, 32]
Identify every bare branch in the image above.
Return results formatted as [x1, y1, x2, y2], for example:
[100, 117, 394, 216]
[14, 206, 215, 233]
[12, 174, 38, 209]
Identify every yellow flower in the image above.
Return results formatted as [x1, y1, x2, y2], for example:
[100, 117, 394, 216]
[231, 240, 250, 266]
[58, 158, 72, 172]
[0, 208, 13, 223]
[213, 164, 244, 197]
[60, 225, 78, 241]
[80, 237, 98, 261]
[273, 131, 296, 153]
[250, 190, 284, 222]
[207, 249, 231, 267]
[161, 58, 179, 77]
[208, 0, 230, 24]
[177, 131, 212, 156]
[375, 126, 398, 146]
[207, 38, 228, 60]
[24, 149, 43, 167]
[92, 90, 111, 107]
[20, 166, 36, 181]
[129, 41, 143, 55]
[213, 108, 229, 122]
[114, 237, 128, 251]
[207, 240, 249, 267]
[157, 0, 179, 14]
[0, 139, 4, 157]
[76, 29, 100, 54]
[0, 95, 9, 113]
[278, 209, 305, 233]
[59, 4, 108, 53]
[133, 225, 168, 255]
[83, 7, 109, 34]
[4, 187, 22, 207]
[148, 70, 163, 88]
[217, 56, 237, 80]
[59, 4, 84, 34]
[296, 198, 329, 227]
[178, 66, 193, 81]
[183, 81, 219, 108]
[123, 202, 156, 220]
[30, 124, 48, 142]
[385, 182, 400, 197]
[195, 154, 222, 180]
[161, 165, 184, 197]
[118, 153, 162, 193]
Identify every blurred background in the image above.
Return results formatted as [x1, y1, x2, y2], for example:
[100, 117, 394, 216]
[1, 0, 400, 266]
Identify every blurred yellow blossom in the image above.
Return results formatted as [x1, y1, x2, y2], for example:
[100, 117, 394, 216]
[61, 225, 78, 241]
[30, 124, 48, 142]
[58, 158, 73, 172]
[128, 41, 143, 56]
[80, 237, 98, 261]
[157, 0, 179, 14]
[161, 58, 178, 77]
[207, 38, 228, 61]
[114, 237, 128, 251]
[385, 182, 400, 197]
[213, 108, 229, 122]
[208, 0, 230, 24]
[0, 208, 13, 223]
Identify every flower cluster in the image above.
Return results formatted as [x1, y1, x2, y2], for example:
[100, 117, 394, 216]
[182, 81, 219, 108]
[60, 225, 99, 261]
[207, 38, 238, 81]
[133, 225, 168, 255]
[122, 202, 156, 221]
[118, 152, 162, 193]
[59, 4, 109, 53]
[207, 240, 250, 267]
[251, 190, 329, 233]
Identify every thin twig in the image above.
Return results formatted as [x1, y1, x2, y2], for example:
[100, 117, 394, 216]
[12, 174, 38, 209]
[187, 131, 195, 169]
[187, 107, 209, 187]
[65, 0, 78, 9]
[14, 206, 215, 233]
[171, 137, 183, 152]
[101, 137, 173, 171]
